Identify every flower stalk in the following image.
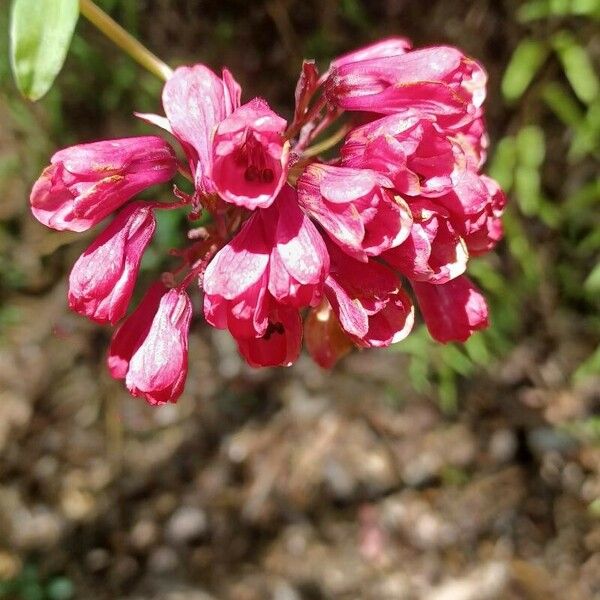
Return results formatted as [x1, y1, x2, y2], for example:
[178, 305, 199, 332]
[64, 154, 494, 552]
[79, 0, 172, 81]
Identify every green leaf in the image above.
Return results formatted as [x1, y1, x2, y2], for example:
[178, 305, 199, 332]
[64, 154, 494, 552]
[542, 81, 584, 127]
[552, 31, 600, 105]
[488, 136, 517, 192]
[501, 39, 548, 102]
[516, 126, 546, 168]
[10, 0, 79, 101]
[584, 262, 600, 294]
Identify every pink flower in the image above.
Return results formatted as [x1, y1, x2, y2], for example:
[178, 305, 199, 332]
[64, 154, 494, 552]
[329, 37, 412, 71]
[435, 172, 506, 256]
[211, 98, 289, 209]
[30, 137, 177, 232]
[326, 46, 486, 123]
[68, 202, 156, 324]
[203, 185, 329, 339]
[324, 241, 414, 347]
[340, 112, 462, 197]
[412, 276, 489, 342]
[297, 164, 412, 261]
[383, 200, 468, 284]
[162, 64, 241, 195]
[236, 301, 303, 367]
[108, 284, 192, 405]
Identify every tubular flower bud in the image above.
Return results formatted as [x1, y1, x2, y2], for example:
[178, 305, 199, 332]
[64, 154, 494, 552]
[108, 285, 192, 405]
[30, 137, 177, 232]
[68, 202, 156, 324]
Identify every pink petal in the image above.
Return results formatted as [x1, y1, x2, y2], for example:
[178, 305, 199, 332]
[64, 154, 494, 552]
[203, 213, 270, 299]
[68, 203, 155, 324]
[413, 276, 489, 342]
[162, 64, 238, 192]
[126, 289, 192, 404]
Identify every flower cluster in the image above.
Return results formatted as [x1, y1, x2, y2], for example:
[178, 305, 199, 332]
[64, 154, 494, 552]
[30, 38, 505, 404]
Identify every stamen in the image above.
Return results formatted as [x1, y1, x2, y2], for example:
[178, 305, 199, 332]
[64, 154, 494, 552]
[244, 165, 260, 181]
[261, 168, 274, 183]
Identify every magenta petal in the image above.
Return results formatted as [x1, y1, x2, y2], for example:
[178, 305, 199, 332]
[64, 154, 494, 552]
[203, 214, 271, 300]
[68, 202, 155, 324]
[363, 290, 414, 347]
[268, 187, 329, 306]
[203, 186, 327, 338]
[162, 64, 240, 193]
[435, 171, 506, 256]
[327, 45, 486, 121]
[413, 276, 489, 343]
[107, 282, 166, 380]
[325, 275, 369, 338]
[212, 98, 289, 209]
[236, 303, 302, 368]
[297, 164, 412, 261]
[30, 137, 176, 232]
[325, 241, 413, 347]
[384, 200, 468, 284]
[330, 37, 412, 71]
[222, 67, 242, 114]
[125, 289, 192, 405]
[340, 113, 462, 197]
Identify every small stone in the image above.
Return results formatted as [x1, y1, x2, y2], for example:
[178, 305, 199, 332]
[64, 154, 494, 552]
[11, 507, 63, 550]
[166, 506, 207, 544]
[130, 519, 158, 551]
[61, 488, 96, 521]
[488, 429, 517, 463]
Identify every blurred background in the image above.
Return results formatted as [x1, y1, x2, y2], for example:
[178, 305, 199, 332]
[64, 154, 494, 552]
[1, 1, 600, 598]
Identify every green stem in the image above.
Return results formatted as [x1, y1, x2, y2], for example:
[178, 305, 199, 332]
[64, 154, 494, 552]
[79, 0, 172, 81]
[302, 123, 352, 158]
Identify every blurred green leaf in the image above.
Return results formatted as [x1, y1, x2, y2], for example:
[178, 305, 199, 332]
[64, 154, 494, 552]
[578, 229, 600, 253]
[501, 39, 548, 102]
[518, 0, 600, 21]
[584, 262, 600, 294]
[9, 0, 79, 101]
[438, 366, 458, 414]
[515, 166, 542, 216]
[440, 345, 475, 377]
[543, 81, 584, 127]
[516, 126, 546, 167]
[340, 0, 370, 28]
[589, 498, 600, 518]
[488, 136, 517, 192]
[464, 333, 491, 366]
[515, 127, 546, 217]
[574, 344, 600, 381]
[552, 31, 600, 105]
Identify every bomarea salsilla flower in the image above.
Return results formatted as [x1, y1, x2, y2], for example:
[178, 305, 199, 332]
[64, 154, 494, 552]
[212, 98, 290, 209]
[68, 202, 156, 324]
[340, 112, 463, 197]
[297, 164, 412, 261]
[30, 137, 177, 232]
[326, 45, 487, 123]
[203, 185, 328, 338]
[108, 284, 192, 405]
[29, 36, 506, 404]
